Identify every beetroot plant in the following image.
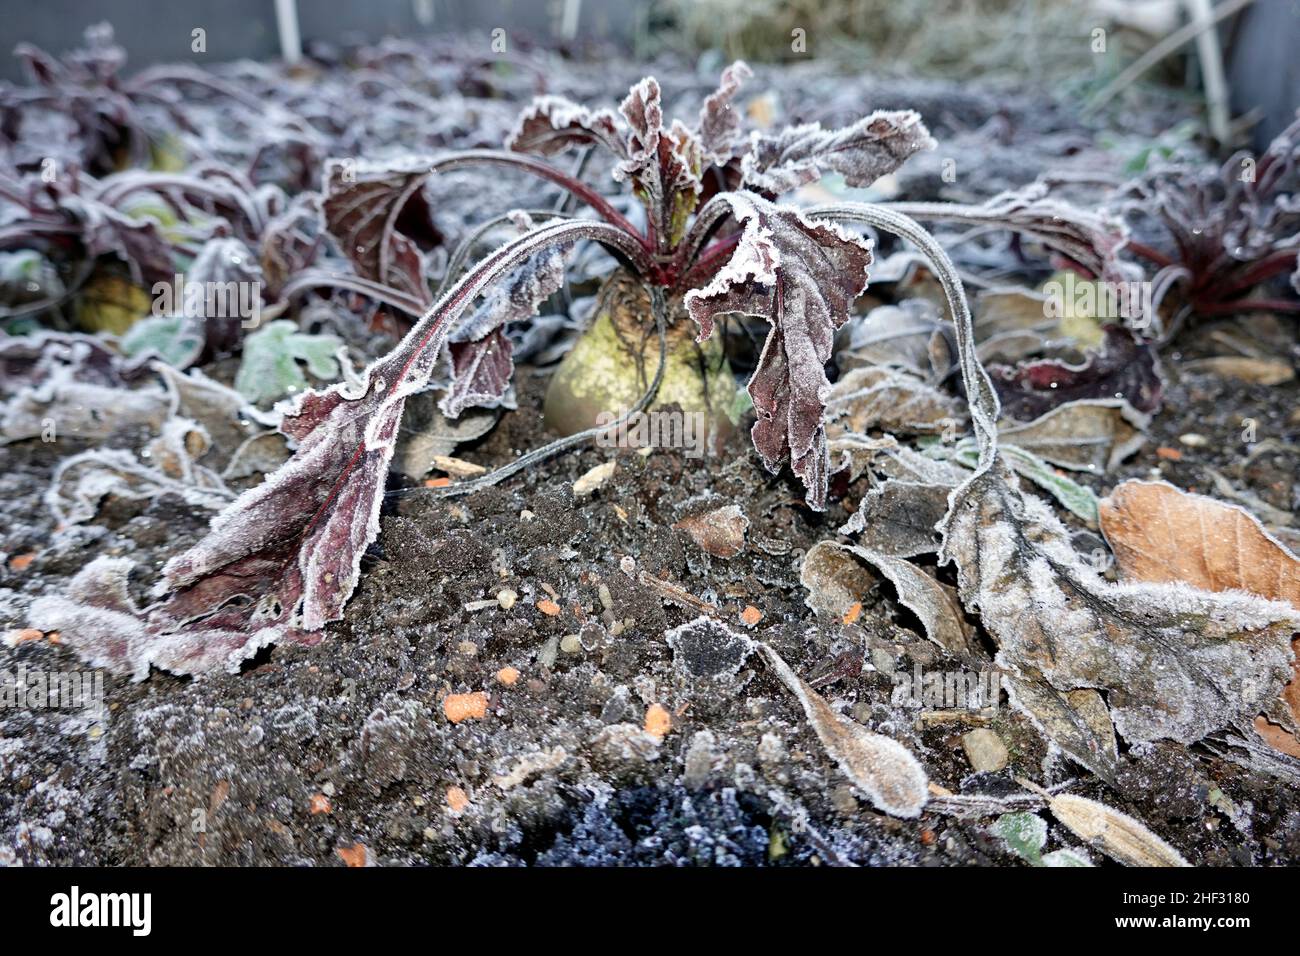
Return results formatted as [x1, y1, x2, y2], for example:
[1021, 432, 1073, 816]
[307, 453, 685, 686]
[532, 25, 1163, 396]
[36, 63, 1102, 676]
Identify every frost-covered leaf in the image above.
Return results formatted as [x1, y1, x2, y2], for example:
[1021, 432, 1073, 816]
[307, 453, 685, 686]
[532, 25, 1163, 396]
[760, 642, 928, 818]
[940, 467, 1299, 745]
[841, 543, 970, 656]
[696, 60, 753, 164]
[742, 111, 934, 196]
[839, 479, 949, 557]
[1040, 848, 1092, 867]
[989, 325, 1163, 421]
[120, 313, 204, 370]
[441, 212, 570, 418]
[322, 157, 435, 308]
[234, 319, 341, 405]
[997, 445, 1100, 523]
[506, 95, 627, 159]
[1, 365, 169, 444]
[997, 399, 1148, 473]
[70, 217, 626, 675]
[993, 812, 1047, 864]
[1100, 479, 1300, 755]
[615, 78, 703, 247]
[839, 299, 949, 381]
[1046, 792, 1189, 867]
[46, 446, 231, 526]
[685, 193, 874, 509]
[825, 366, 960, 438]
[1004, 671, 1119, 783]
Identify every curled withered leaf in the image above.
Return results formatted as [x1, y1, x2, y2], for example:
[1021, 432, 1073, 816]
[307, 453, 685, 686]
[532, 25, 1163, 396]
[1046, 792, 1189, 868]
[760, 642, 928, 818]
[685, 192, 874, 510]
[989, 325, 1163, 422]
[742, 110, 935, 196]
[840, 543, 971, 656]
[505, 94, 627, 159]
[616, 77, 704, 248]
[839, 479, 950, 557]
[941, 467, 1299, 745]
[1100, 479, 1300, 755]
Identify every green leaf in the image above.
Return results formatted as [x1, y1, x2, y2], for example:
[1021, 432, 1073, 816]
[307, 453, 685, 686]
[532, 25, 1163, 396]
[235, 320, 342, 405]
[121, 314, 204, 369]
[953, 443, 1100, 523]
[994, 812, 1047, 865]
[1041, 848, 1093, 867]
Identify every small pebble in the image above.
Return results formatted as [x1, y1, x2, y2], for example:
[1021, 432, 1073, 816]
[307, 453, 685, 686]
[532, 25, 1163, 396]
[496, 588, 518, 610]
[1178, 433, 1209, 448]
[961, 728, 1009, 773]
[560, 634, 583, 655]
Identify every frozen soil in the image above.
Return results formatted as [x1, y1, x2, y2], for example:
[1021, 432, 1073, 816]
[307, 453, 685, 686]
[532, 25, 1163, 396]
[3, 341, 1300, 867]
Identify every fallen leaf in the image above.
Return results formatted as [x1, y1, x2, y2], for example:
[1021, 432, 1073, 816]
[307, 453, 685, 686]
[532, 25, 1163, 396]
[840, 543, 970, 656]
[997, 399, 1148, 473]
[941, 468, 1299, 745]
[839, 480, 950, 556]
[824, 366, 959, 438]
[761, 642, 928, 817]
[673, 504, 749, 558]
[1046, 792, 1188, 867]
[989, 325, 1163, 421]
[1100, 479, 1300, 754]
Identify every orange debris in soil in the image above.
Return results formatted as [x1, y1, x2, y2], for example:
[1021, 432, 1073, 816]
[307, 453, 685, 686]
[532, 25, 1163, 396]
[536, 598, 561, 616]
[740, 605, 762, 626]
[446, 786, 470, 813]
[1155, 446, 1182, 461]
[644, 703, 672, 739]
[495, 666, 520, 686]
[842, 601, 863, 625]
[443, 691, 489, 723]
[7, 553, 35, 571]
[336, 843, 369, 867]
[423, 477, 452, 488]
[309, 794, 332, 815]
